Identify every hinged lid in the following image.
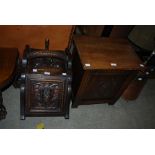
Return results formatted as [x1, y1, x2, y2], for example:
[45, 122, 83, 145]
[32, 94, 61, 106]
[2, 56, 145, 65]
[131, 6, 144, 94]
[73, 35, 143, 71]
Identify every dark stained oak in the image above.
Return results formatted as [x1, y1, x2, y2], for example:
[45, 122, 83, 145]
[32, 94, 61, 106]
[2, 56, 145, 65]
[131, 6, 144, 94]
[20, 44, 72, 120]
[0, 47, 19, 120]
[17, 27, 75, 120]
[72, 36, 143, 107]
[20, 48, 71, 119]
[122, 70, 148, 101]
[122, 76, 147, 101]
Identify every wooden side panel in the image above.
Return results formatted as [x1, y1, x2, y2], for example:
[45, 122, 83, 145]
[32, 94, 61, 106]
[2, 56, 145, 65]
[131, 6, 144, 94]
[72, 45, 84, 100]
[0, 25, 73, 57]
[122, 77, 147, 101]
[81, 71, 130, 101]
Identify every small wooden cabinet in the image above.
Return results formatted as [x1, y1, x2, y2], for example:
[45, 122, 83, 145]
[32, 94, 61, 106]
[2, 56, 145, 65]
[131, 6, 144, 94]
[72, 36, 143, 107]
[20, 45, 72, 119]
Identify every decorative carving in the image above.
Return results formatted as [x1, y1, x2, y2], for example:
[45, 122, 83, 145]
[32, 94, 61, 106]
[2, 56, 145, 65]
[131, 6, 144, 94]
[20, 43, 72, 119]
[29, 80, 64, 112]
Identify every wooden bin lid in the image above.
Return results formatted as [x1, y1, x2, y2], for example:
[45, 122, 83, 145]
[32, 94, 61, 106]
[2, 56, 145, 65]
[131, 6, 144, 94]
[73, 35, 143, 71]
[0, 25, 74, 57]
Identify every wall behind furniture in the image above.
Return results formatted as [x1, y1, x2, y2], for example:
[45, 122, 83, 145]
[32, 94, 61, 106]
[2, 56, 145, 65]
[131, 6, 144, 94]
[0, 25, 73, 57]
[109, 25, 134, 38]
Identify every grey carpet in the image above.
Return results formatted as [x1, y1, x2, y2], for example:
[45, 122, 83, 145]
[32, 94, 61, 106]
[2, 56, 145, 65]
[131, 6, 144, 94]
[0, 79, 155, 129]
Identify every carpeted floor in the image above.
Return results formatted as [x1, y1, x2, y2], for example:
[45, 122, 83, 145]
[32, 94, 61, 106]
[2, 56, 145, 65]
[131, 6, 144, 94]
[0, 79, 155, 129]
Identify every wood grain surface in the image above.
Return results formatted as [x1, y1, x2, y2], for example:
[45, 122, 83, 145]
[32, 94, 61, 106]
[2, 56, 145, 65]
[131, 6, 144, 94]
[73, 35, 142, 70]
[0, 25, 73, 57]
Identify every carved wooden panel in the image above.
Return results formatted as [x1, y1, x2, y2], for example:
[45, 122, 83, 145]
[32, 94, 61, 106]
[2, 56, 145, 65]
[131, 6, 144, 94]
[26, 77, 65, 114]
